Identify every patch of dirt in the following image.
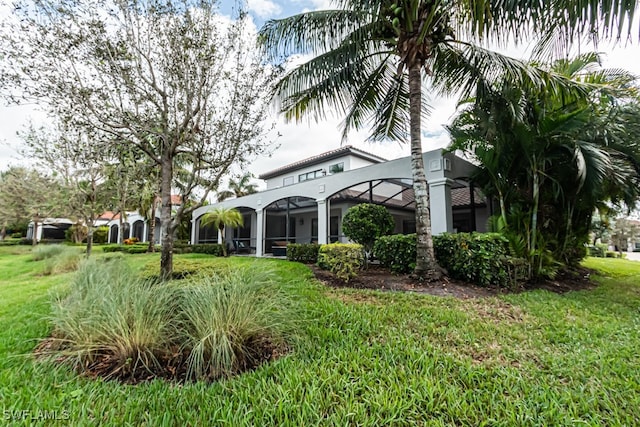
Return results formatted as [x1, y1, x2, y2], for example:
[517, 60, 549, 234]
[34, 337, 289, 385]
[310, 264, 596, 299]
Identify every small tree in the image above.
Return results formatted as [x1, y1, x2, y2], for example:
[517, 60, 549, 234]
[201, 207, 244, 257]
[342, 204, 394, 264]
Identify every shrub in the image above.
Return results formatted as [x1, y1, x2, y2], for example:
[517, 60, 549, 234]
[65, 224, 88, 243]
[48, 258, 178, 379]
[317, 243, 364, 283]
[606, 251, 620, 258]
[191, 244, 224, 256]
[32, 245, 66, 261]
[123, 237, 140, 245]
[93, 226, 109, 244]
[11, 232, 22, 238]
[373, 234, 416, 273]
[287, 243, 320, 264]
[433, 233, 525, 288]
[102, 244, 124, 253]
[342, 204, 394, 257]
[41, 247, 83, 275]
[178, 265, 295, 381]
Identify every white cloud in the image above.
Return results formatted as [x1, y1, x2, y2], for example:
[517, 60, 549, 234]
[246, 0, 282, 18]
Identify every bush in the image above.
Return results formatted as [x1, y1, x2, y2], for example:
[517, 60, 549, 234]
[123, 237, 140, 245]
[191, 244, 224, 256]
[342, 204, 394, 256]
[373, 234, 416, 273]
[48, 258, 178, 379]
[606, 251, 620, 258]
[287, 243, 320, 264]
[65, 224, 88, 243]
[32, 245, 66, 261]
[433, 233, 525, 288]
[178, 265, 295, 381]
[317, 243, 364, 283]
[46, 259, 296, 382]
[93, 226, 109, 244]
[42, 247, 83, 275]
[11, 232, 22, 238]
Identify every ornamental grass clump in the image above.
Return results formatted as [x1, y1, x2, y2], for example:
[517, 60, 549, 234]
[43, 259, 297, 383]
[179, 266, 296, 381]
[32, 244, 66, 261]
[47, 259, 178, 380]
[41, 247, 83, 275]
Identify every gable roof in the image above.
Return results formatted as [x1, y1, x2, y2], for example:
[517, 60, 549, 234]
[258, 145, 387, 180]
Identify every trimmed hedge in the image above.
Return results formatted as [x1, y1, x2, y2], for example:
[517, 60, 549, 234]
[287, 243, 320, 263]
[373, 234, 417, 273]
[317, 243, 364, 283]
[191, 244, 224, 256]
[433, 232, 526, 288]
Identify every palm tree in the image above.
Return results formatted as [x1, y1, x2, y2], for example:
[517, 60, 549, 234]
[259, 0, 635, 280]
[217, 173, 259, 202]
[449, 54, 640, 275]
[201, 207, 244, 257]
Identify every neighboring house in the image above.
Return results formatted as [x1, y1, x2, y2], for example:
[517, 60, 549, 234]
[105, 195, 182, 244]
[26, 218, 75, 242]
[191, 146, 490, 256]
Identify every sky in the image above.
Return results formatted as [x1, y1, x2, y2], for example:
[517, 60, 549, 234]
[1, 0, 639, 193]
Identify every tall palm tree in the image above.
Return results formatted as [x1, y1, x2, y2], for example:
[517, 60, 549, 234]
[449, 54, 640, 275]
[259, 0, 637, 279]
[201, 207, 244, 257]
[217, 173, 259, 202]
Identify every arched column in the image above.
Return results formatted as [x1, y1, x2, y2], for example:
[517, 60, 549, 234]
[255, 209, 264, 257]
[428, 178, 453, 234]
[317, 199, 328, 244]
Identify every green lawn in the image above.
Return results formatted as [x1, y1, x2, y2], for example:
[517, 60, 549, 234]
[1, 246, 639, 426]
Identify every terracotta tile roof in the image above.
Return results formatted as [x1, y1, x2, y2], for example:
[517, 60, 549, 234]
[98, 211, 121, 220]
[258, 145, 387, 180]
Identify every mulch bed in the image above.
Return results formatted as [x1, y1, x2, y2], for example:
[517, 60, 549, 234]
[310, 264, 596, 298]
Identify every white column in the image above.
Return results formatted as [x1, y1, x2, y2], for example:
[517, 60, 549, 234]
[428, 178, 453, 235]
[317, 199, 328, 244]
[255, 209, 264, 257]
[142, 222, 148, 243]
[217, 229, 222, 244]
[190, 218, 197, 245]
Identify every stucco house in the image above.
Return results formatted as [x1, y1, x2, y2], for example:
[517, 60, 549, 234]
[105, 195, 182, 244]
[191, 146, 490, 256]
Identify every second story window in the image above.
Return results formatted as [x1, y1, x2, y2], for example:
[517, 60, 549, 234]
[299, 169, 323, 182]
[283, 176, 293, 186]
[329, 162, 344, 174]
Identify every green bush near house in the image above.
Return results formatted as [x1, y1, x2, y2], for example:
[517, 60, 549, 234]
[93, 226, 109, 244]
[342, 204, 394, 259]
[373, 233, 417, 273]
[433, 232, 526, 288]
[191, 244, 224, 256]
[317, 243, 364, 282]
[287, 243, 320, 264]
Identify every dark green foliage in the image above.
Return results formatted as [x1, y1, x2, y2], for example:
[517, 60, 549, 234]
[373, 234, 417, 273]
[317, 243, 364, 282]
[433, 233, 526, 288]
[93, 226, 109, 244]
[342, 204, 394, 255]
[287, 243, 320, 263]
[11, 232, 22, 238]
[0, 240, 21, 246]
[191, 244, 224, 256]
[102, 244, 151, 254]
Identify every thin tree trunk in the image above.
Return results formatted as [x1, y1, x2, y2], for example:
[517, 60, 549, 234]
[147, 203, 156, 253]
[118, 214, 124, 244]
[408, 62, 441, 281]
[86, 227, 93, 257]
[160, 151, 174, 280]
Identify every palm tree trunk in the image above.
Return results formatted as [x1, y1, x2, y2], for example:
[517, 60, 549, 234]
[408, 62, 441, 281]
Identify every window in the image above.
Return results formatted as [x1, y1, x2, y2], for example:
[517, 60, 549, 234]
[329, 162, 344, 174]
[283, 176, 293, 186]
[298, 169, 324, 182]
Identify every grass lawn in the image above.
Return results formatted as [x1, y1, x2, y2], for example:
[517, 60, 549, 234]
[1, 246, 639, 426]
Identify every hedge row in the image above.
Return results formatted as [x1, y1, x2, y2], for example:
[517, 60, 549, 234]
[373, 233, 527, 288]
[286, 243, 320, 263]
